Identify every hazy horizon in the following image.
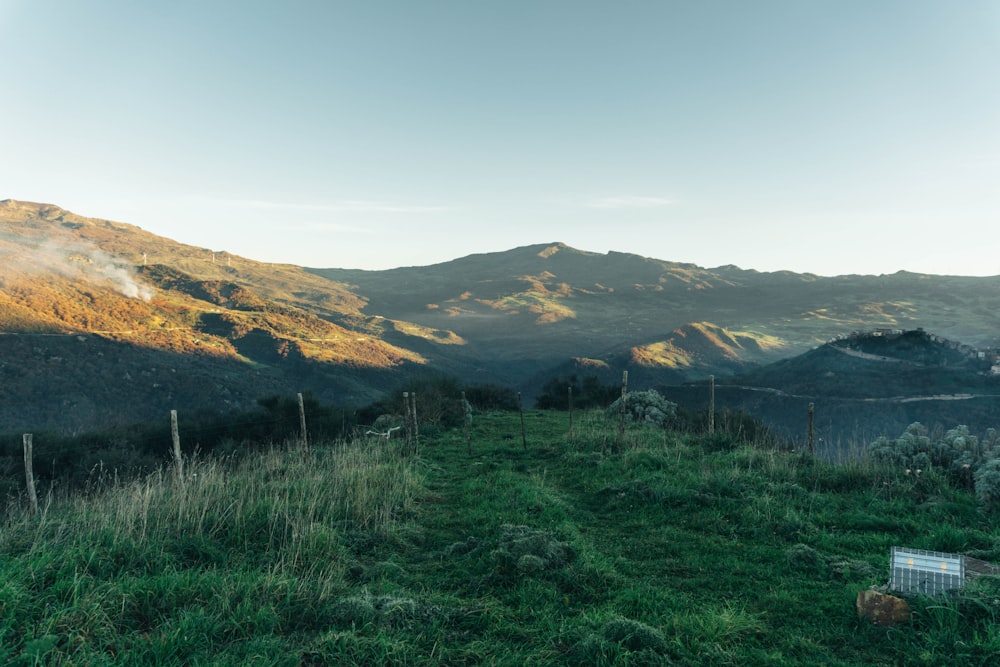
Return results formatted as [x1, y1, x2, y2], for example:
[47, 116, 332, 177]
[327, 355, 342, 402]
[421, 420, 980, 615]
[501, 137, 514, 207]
[2, 1, 998, 277]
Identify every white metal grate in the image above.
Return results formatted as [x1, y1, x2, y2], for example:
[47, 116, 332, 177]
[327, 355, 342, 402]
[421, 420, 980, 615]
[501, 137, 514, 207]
[890, 546, 965, 597]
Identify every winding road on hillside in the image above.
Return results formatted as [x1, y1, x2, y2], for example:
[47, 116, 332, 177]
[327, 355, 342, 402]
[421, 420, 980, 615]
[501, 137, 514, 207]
[715, 383, 1000, 404]
[826, 343, 926, 366]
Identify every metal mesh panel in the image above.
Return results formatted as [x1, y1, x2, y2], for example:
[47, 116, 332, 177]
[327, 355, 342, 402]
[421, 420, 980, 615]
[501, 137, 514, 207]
[890, 546, 965, 597]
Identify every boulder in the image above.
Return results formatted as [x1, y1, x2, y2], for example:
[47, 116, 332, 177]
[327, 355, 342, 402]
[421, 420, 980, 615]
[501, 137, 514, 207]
[856, 589, 911, 627]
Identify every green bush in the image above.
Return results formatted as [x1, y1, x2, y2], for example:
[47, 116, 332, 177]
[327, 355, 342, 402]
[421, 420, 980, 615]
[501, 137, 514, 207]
[870, 423, 1000, 491]
[606, 390, 678, 429]
[974, 458, 1000, 511]
[535, 374, 618, 410]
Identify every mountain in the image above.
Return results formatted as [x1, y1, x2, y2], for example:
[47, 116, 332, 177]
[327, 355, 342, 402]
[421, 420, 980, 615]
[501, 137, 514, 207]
[660, 329, 1000, 457]
[309, 242, 1000, 394]
[3, 199, 1000, 435]
[0, 200, 430, 432]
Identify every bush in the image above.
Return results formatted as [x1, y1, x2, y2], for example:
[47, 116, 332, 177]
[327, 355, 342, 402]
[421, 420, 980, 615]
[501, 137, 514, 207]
[606, 390, 677, 429]
[491, 524, 574, 580]
[974, 458, 1000, 511]
[870, 423, 1000, 491]
[464, 384, 519, 411]
[535, 374, 618, 410]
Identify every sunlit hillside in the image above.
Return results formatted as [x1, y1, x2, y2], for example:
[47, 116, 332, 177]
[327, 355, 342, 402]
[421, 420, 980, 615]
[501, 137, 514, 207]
[5, 199, 1000, 435]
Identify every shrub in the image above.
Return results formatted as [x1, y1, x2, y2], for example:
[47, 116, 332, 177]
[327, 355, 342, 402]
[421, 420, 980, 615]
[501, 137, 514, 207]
[870, 423, 1000, 492]
[491, 524, 574, 579]
[535, 374, 618, 410]
[606, 390, 677, 429]
[464, 383, 519, 411]
[600, 617, 669, 654]
[974, 458, 1000, 511]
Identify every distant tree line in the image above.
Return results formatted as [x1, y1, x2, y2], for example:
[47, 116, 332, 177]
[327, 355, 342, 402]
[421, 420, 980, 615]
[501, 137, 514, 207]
[0, 370, 791, 501]
[0, 375, 525, 498]
[535, 374, 620, 410]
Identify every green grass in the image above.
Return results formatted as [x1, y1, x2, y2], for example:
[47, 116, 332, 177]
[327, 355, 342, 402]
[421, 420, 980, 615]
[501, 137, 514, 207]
[3, 411, 1000, 664]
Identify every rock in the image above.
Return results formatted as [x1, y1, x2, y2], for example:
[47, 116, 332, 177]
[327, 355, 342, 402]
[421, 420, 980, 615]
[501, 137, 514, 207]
[856, 589, 911, 627]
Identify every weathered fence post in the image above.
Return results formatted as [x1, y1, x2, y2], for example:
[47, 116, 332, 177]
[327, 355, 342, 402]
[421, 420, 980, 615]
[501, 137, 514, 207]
[297, 392, 309, 453]
[808, 402, 815, 455]
[462, 391, 472, 455]
[708, 375, 716, 435]
[402, 392, 411, 448]
[518, 392, 527, 450]
[170, 410, 184, 487]
[23, 434, 38, 517]
[410, 392, 419, 455]
[618, 371, 629, 437]
[567, 385, 574, 438]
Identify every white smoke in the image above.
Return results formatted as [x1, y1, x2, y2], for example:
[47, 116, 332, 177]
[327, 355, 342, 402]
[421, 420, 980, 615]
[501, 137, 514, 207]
[0, 234, 154, 301]
[85, 248, 155, 301]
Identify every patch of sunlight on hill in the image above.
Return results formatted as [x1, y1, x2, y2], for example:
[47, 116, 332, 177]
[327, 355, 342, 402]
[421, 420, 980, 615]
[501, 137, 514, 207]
[537, 244, 562, 258]
[664, 267, 717, 288]
[689, 322, 786, 356]
[631, 341, 695, 368]
[296, 337, 425, 367]
[573, 357, 610, 369]
[860, 301, 919, 323]
[687, 322, 742, 359]
[389, 320, 466, 345]
[735, 329, 785, 351]
[805, 309, 840, 321]
[488, 290, 576, 324]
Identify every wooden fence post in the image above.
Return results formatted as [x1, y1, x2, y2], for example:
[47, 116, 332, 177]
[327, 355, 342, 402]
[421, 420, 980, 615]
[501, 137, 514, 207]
[297, 392, 309, 453]
[410, 392, 419, 455]
[567, 385, 574, 438]
[618, 371, 629, 437]
[808, 402, 815, 455]
[402, 392, 411, 448]
[462, 391, 472, 455]
[518, 392, 527, 450]
[708, 375, 716, 435]
[23, 434, 38, 517]
[170, 410, 184, 487]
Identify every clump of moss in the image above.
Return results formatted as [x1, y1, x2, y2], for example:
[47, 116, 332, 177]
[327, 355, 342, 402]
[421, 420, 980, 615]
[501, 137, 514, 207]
[569, 616, 669, 665]
[331, 589, 440, 630]
[491, 524, 574, 578]
[785, 543, 877, 581]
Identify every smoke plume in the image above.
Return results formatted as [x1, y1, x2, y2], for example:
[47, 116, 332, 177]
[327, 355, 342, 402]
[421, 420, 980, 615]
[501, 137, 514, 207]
[0, 233, 154, 301]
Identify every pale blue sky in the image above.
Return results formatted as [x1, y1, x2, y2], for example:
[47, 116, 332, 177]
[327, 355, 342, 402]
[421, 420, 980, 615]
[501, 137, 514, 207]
[2, 1, 998, 275]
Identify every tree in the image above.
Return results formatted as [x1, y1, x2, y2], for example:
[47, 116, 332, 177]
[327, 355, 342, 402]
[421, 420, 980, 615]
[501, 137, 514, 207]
[606, 389, 677, 428]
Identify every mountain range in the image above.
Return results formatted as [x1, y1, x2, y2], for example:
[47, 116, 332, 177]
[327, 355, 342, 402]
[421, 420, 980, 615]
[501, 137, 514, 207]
[2, 199, 1000, 439]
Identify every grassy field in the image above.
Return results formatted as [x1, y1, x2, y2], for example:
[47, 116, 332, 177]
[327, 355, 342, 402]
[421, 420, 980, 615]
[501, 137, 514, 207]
[2, 411, 1000, 665]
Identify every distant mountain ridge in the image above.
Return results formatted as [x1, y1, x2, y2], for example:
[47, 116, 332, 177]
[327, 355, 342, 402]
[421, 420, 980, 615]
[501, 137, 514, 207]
[660, 329, 1000, 456]
[3, 199, 1000, 434]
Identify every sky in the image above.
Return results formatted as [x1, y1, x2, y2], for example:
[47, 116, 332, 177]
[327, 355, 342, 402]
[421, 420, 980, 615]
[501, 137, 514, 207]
[1, 1, 999, 276]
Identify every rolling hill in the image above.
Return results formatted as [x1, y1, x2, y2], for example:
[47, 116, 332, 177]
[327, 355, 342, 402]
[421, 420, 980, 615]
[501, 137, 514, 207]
[3, 198, 1000, 435]
[660, 329, 1000, 457]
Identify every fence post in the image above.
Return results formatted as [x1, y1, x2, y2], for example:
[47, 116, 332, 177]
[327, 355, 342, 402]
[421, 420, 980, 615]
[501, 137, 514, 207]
[567, 385, 574, 438]
[808, 402, 815, 455]
[518, 392, 527, 450]
[402, 392, 411, 449]
[462, 391, 472, 455]
[708, 375, 716, 435]
[170, 410, 184, 487]
[618, 371, 629, 437]
[23, 434, 38, 517]
[297, 392, 309, 453]
[410, 392, 420, 455]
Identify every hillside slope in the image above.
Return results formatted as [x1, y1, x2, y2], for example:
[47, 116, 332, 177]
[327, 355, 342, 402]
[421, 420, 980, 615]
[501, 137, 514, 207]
[311, 242, 1000, 388]
[662, 330, 1000, 454]
[0, 200, 445, 431]
[4, 199, 1000, 433]
[3, 412, 1000, 664]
